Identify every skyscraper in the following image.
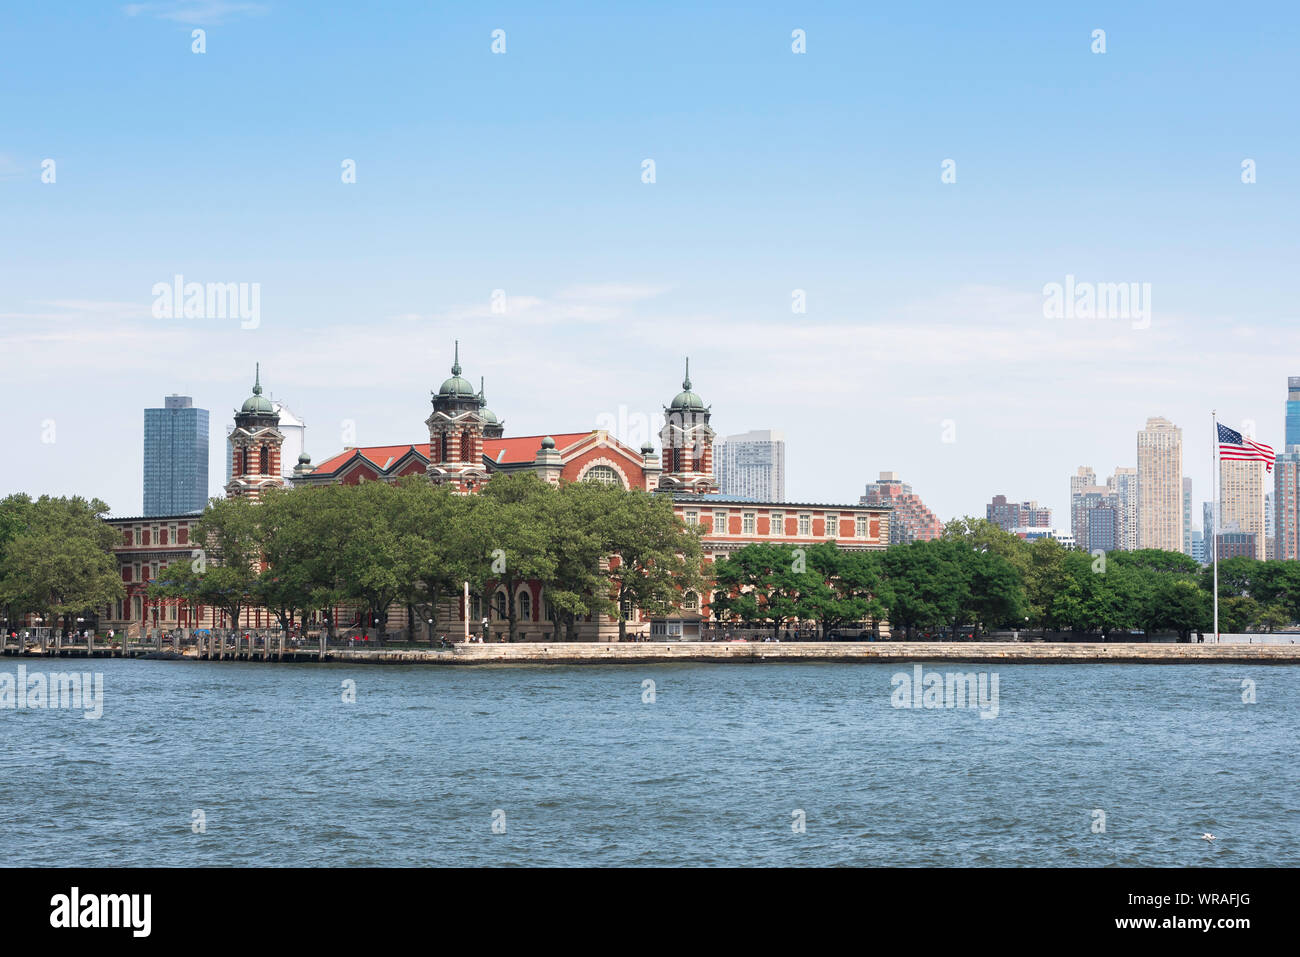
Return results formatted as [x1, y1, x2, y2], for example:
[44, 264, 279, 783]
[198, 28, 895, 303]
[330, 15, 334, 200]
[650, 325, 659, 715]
[142, 395, 209, 516]
[1137, 417, 1183, 552]
[1182, 476, 1193, 557]
[714, 430, 785, 501]
[1070, 466, 1097, 547]
[1276, 377, 1300, 561]
[1287, 376, 1300, 451]
[1275, 452, 1300, 560]
[1107, 467, 1138, 551]
[1221, 458, 1266, 560]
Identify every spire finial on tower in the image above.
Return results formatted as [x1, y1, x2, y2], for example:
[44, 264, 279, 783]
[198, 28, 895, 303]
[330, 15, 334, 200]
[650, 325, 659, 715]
[479, 375, 486, 406]
[451, 340, 461, 376]
[683, 356, 692, 391]
[253, 362, 262, 395]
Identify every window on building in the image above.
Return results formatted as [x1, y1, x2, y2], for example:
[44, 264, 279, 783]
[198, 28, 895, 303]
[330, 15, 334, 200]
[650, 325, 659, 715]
[494, 591, 507, 620]
[683, 591, 699, 610]
[798, 514, 811, 536]
[518, 591, 531, 621]
[743, 512, 756, 535]
[714, 511, 728, 534]
[685, 510, 699, 528]
[771, 511, 783, 535]
[856, 515, 869, 538]
[583, 465, 623, 487]
[260, 447, 270, 475]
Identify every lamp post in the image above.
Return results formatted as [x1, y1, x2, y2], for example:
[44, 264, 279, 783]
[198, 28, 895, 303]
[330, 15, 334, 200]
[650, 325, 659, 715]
[35, 617, 45, 655]
[427, 617, 435, 649]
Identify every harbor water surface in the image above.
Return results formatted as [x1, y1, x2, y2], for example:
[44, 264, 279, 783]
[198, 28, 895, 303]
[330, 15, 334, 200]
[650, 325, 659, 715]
[2, 659, 1295, 866]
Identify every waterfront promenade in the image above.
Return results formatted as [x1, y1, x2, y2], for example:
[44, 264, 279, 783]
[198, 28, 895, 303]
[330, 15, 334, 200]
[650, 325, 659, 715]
[3, 640, 1298, 665]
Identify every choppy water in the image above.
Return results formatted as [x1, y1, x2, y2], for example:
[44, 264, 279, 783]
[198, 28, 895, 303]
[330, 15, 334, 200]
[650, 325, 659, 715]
[1, 659, 1296, 866]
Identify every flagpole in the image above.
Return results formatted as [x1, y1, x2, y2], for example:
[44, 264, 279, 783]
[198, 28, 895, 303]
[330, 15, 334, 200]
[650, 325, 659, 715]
[1212, 410, 1219, 643]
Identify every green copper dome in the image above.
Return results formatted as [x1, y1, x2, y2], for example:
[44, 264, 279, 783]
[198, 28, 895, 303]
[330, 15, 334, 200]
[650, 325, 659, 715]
[240, 364, 275, 414]
[437, 340, 477, 397]
[668, 357, 706, 411]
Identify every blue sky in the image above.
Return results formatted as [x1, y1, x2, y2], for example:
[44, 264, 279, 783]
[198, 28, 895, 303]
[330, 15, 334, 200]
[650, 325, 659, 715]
[2, 1, 1298, 523]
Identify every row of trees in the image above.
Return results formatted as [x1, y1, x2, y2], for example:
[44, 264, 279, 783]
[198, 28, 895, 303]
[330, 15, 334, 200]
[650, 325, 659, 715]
[148, 475, 704, 641]
[709, 535, 1027, 639]
[0, 494, 126, 634]
[711, 519, 1300, 640]
[5, 486, 1300, 643]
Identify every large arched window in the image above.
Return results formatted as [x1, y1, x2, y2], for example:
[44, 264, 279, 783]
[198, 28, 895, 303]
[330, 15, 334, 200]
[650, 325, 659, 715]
[518, 590, 532, 621]
[470, 594, 482, 620]
[583, 465, 623, 488]
[494, 590, 508, 619]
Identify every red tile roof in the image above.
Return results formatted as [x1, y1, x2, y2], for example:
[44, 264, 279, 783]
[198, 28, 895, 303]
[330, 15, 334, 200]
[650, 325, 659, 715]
[310, 432, 605, 476]
[312, 444, 431, 475]
[483, 432, 596, 464]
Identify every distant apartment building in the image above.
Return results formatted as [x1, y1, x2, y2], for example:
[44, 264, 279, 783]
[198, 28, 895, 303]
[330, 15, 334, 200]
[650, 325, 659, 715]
[1070, 467, 1098, 546]
[1189, 527, 1206, 564]
[1216, 531, 1257, 561]
[1070, 468, 1122, 553]
[714, 430, 785, 501]
[986, 495, 1051, 532]
[1221, 458, 1267, 560]
[1078, 487, 1121, 553]
[1137, 417, 1184, 552]
[1276, 451, 1300, 560]
[143, 395, 209, 516]
[1265, 491, 1275, 559]
[1107, 467, 1138, 551]
[1275, 376, 1300, 561]
[861, 472, 943, 544]
[1182, 477, 1193, 558]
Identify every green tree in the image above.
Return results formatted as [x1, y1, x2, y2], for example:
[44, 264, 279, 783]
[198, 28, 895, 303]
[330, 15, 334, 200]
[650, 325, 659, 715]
[600, 485, 704, 641]
[0, 496, 124, 635]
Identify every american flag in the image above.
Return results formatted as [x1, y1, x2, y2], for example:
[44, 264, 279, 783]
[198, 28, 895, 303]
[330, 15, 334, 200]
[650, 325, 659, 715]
[1217, 423, 1275, 472]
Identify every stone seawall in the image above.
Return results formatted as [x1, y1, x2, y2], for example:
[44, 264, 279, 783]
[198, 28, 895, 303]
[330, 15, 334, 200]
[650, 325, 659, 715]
[7, 641, 1297, 665]
[321, 641, 1300, 665]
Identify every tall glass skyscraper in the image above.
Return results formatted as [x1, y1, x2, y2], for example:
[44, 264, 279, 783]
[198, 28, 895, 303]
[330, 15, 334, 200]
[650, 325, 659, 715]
[143, 395, 210, 515]
[1287, 376, 1300, 451]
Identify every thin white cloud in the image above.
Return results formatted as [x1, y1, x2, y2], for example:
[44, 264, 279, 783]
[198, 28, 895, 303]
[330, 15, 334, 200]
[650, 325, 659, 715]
[123, 1, 269, 25]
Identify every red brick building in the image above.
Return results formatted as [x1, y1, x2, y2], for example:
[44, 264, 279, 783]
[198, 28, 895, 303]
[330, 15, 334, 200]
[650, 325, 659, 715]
[102, 348, 890, 641]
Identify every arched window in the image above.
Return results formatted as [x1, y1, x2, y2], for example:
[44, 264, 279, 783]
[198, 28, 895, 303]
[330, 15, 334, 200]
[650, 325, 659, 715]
[583, 465, 623, 487]
[518, 591, 531, 621]
[259, 446, 270, 475]
[494, 590, 507, 619]
[683, 591, 699, 610]
[470, 594, 482, 620]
